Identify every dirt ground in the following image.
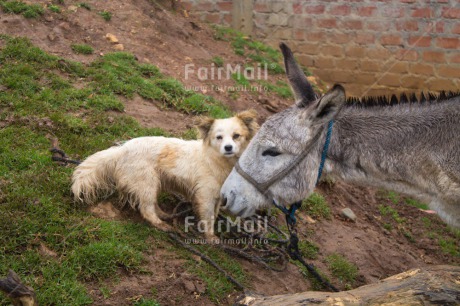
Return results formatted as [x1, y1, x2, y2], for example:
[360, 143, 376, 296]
[1, 1, 458, 305]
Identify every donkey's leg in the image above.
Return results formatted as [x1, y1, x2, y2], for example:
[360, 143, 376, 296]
[431, 197, 460, 229]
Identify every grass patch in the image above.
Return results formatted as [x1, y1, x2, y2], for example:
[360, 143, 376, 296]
[0, 0, 44, 18]
[378, 205, 405, 224]
[0, 36, 237, 305]
[302, 192, 331, 219]
[212, 56, 224, 67]
[98, 10, 112, 21]
[439, 238, 460, 257]
[71, 44, 94, 55]
[378, 190, 400, 204]
[134, 299, 161, 306]
[211, 25, 290, 75]
[78, 2, 91, 10]
[48, 4, 61, 13]
[404, 197, 429, 210]
[326, 253, 358, 289]
[298, 240, 319, 259]
[258, 80, 293, 99]
[231, 72, 250, 87]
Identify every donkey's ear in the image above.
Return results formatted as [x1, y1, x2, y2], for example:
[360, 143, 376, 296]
[311, 84, 346, 124]
[280, 43, 316, 107]
[196, 117, 215, 140]
[237, 109, 259, 139]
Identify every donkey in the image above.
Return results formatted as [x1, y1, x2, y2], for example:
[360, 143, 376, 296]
[220, 43, 460, 229]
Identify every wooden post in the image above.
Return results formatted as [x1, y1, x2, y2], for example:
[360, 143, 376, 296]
[232, 0, 253, 35]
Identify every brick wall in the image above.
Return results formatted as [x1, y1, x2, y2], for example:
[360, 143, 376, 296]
[183, 0, 460, 97]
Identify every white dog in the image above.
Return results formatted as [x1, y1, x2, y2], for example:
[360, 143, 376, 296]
[71, 110, 258, 239]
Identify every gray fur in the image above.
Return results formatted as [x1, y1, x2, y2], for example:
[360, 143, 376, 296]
[220, 44, 460, 229]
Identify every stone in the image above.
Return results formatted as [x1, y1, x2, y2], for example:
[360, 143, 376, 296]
[105, 33, 119, 43]
[47, 33, 56, 42]
[112, 44, 124, 51]
[341, 207, 357, 222]
[68, 5, 78, 12]
[182, 279, 195, 293]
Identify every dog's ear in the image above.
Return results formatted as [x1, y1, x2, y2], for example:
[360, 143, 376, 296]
[237, 109, 259, 139]
[196, 117, 215, 141]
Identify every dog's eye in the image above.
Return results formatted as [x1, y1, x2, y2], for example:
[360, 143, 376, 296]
[216, 135, 222, 140]
[233, 134, 240, 140]
[262, 149, 281, 157]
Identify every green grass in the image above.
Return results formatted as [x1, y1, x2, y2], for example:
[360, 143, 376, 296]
[258, 80, 293, 99]
[48, 4, 61, 13]
[298, 240, 319, 259]
[378, 205, 405, 224]
[302, 192, 331, 219]
[0, 0, 44, 18]
[0, 36, 236, 305]
[439, 238, 460, 257]
[98, 10, 112, 21]
[212, 56, 224, 67]
[71, 44, 94, 55]
[378, 190, 400, 204]
[78, 2, 91, 10]
[134, 299, 161, 306]
[211, 25, 288, 75]
[404, 197, 429, 210]
[326, 253, 358, 289]
[231, 73, 250, 87]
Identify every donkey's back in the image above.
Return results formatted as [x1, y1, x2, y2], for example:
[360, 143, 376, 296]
[331, 94, 460, 227]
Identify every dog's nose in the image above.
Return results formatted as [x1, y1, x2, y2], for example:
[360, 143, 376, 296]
[224, 145, 233, 152]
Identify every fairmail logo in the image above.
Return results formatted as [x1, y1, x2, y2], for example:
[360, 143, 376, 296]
[184, 63, 268, 81]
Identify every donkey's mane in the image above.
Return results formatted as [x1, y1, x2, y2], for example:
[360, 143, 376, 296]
[345, 91, 460, 108]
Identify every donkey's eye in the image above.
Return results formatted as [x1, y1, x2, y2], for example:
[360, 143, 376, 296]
[217, 135, 223, 140]
[233, 133, 240, 140]
[262, 149, 281, 157]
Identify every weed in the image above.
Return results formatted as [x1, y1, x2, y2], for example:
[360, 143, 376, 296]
[404, 197, 429, 210]
[378, 190, 400, 204]
[383, 223, 392, 231]
[302, 192, 331, 219]
[421, 217, 432, 228]
[0, 0, 44, 18]
[78, 2, 91, 10]
[134, 299, 161, 306]
[48, 4, 61, 13]
[439, 238, 460, 257]
[212, 56, 224, 67]
[98, 10, 112, 21]
[100, 286, 111, 299]
[378, 205, 405, 223]
[258, 80, 292, 99]
[298, 240, 319, 259]
[231, 73, 250, 87]
[403, 230, 415, 243]
[326, 253, 358, 289]
[211, 25, 286, 75]
[71, 44, 94, 55]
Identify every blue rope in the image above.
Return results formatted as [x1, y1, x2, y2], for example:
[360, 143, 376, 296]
[316, 120, 334, 186]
